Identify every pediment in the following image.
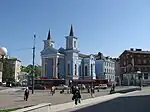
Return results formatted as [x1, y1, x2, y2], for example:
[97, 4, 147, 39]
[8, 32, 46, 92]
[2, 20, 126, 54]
[41, 47, 58, 55]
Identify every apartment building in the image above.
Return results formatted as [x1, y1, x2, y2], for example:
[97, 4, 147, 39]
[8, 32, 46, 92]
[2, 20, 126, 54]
[95, 52, 115, 83]
[3, 57, 21, 82]
[120, 48, 150, 85]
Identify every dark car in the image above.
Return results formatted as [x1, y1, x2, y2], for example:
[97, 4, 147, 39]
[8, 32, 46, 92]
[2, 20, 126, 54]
[29, 84, 45, 90]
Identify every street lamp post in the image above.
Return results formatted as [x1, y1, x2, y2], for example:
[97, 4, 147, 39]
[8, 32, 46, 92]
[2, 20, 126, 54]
[69, 80, 72, 93]
[0, 47, 8, 83]
[90, 64, 93, 98]
[32, 35, 36, 94]
[137, 71, 142, 89]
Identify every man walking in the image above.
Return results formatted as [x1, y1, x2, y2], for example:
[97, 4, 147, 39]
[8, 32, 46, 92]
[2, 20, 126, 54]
[24, 87, 29, 101]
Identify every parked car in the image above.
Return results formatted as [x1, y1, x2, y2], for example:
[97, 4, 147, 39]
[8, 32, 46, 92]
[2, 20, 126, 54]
[29, 84, 46, 90]
[95, 84, 108, 89]
[55, 84, 69, 90]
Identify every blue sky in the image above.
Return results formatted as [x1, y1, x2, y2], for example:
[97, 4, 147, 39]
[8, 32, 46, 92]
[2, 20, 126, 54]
[0, 0, 150, 65]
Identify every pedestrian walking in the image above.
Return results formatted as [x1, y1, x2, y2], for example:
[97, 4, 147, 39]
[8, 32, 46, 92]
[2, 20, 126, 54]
[72, 86, 81, 105]
[24, 87, 29, 101]
[110, 83, 115, 94]
[51, 86, 55, 96]
[91, 86, 95, 98]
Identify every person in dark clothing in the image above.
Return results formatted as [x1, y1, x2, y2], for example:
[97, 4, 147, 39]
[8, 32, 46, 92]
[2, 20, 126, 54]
[71, 86, 76, 94]
[110, 84, 115, 94]
[72, 87, 81, 105]
[24, 87, 29, 101]
[112, 84, 115, 91]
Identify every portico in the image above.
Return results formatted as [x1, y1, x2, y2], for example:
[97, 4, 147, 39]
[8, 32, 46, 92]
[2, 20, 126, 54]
[41, 53, 64, 79]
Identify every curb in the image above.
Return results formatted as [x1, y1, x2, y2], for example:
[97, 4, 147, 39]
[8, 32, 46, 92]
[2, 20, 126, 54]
[54, 90, 141, 112]
[50, 93, 123, 112]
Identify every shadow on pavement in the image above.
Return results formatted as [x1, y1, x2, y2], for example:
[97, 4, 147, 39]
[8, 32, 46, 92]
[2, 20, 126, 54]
[71, 95, 150, 112]
[14, 99, 25, 102]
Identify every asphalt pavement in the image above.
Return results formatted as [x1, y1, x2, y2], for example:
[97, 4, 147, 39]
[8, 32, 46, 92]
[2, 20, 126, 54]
[71, 88, 150, 112]
[0, 86, 142, 110]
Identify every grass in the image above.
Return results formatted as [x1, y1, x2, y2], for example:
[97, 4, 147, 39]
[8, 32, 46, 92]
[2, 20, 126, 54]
[0, 105, 35, 112]
[0, 108, 18, 112]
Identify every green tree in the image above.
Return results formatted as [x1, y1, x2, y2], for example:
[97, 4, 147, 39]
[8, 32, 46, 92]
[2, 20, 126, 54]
[21, 64, 41, 79]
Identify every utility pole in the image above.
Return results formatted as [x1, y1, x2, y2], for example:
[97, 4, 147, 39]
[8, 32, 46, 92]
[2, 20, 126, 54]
[32, 34, 36, 94]
[91, 64, 93, 98]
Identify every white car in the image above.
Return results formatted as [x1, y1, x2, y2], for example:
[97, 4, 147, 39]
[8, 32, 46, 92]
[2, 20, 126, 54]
[95, 84, 108, 89]
[55, 85, 69, 90]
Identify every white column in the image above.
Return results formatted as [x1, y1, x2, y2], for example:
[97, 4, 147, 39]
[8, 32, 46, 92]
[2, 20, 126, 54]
[42, 58, 45, 77]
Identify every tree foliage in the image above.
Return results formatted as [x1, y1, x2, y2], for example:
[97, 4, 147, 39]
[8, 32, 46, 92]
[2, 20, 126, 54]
[21, 64, 41, 79]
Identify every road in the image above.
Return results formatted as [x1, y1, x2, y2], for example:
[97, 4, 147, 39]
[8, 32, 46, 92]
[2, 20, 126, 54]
[71, 88, 150, 112]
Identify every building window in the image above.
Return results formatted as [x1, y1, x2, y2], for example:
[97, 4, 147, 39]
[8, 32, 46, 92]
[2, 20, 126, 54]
[124, 68, 126, 72]
[85, 66, 88, 76]
[50, 43, 53, 48]
[138, 59, 141, 64]
[124, 61, 126, 65]
[45, 63, 47, 76]
[67, 39, 70, 48]
[75, 64, 77, 75]
[79, 65, 82, 76]
[143, 59, 146, 64]
[144, 73, 148, 79]
[91, 64, 93, 76]
[68, 63, 70, 75]
[144, 67, 147, 71]
[74, 41, 76, 48]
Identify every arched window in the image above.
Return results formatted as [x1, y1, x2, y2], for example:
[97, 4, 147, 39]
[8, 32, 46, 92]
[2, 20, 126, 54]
[85, 66, 88, 76]
[79, 65, 82, 76]
[75, 64, 77, 75]
[45, 63, 47, 76]
[68, 63, 70, 75]
[74, 41, 76, 48]
[91, 64, 93, 76]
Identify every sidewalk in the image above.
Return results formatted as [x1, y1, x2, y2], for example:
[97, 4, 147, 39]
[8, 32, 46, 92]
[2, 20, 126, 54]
[0, 87, 22, 93]
[50, 93, 123, 112]
[54, 90, 142, 112]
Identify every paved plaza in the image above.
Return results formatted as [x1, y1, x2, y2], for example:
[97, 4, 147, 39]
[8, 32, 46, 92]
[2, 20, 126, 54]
[0, 89, 108, 110]
[0, 86, 138, 110]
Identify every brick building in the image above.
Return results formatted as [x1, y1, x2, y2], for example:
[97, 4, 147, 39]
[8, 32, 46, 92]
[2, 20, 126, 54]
[119, 48, 150, 85]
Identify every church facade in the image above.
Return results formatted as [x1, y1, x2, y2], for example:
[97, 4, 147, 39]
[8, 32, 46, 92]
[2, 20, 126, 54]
[40, 25, 96, 84]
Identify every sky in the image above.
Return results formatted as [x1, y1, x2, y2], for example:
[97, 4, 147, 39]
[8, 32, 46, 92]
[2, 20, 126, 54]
[0, 0, 150, 66]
